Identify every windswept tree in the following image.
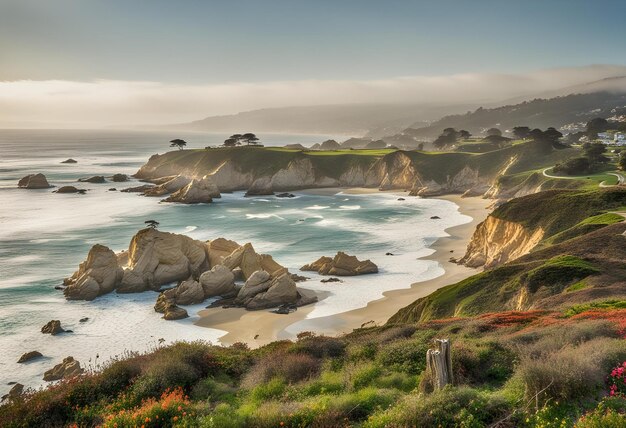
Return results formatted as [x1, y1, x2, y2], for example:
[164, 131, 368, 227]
[583, 142, 608, 163]
[241, 133, 260, 146]
[433, 128, 459, 149]
[458, 130, 471, 140]
[144, 220, 160, 229]
[512, 126, 531, 140]
[544, 127, 563, 144]
[486, 127, 502, 137]
[223, 137, 240, 147]
[169, 139, 187, 150]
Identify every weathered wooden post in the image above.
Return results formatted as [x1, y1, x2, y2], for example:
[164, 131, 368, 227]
[423, 339, 453, 392]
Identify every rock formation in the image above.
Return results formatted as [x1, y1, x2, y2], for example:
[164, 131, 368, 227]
[154, 292, 189, 320]
[1, 384, 24, 402]
[54, 186, 86, 194]
[117, 228, 209, 293]
[61, 158, 77, 163]
[233, 271, 315, 310]
[64, 244, 124, 300]
[162, 175, 221, 204]
[121, 184, 155, 193]
[43, 357, 84, 381]
[143, 174, 191, 196]
[18, 173, 52, 189]
[199, 265, 236, 297]
[17, 351, 43, 363]
[79, 176, 106, 183]
[221, 243, 287, 279]
[111, 173, 129, 182]
[41, 320, 64, 335]
[301, 252, 378, 276]
[459, 216, 544, 268]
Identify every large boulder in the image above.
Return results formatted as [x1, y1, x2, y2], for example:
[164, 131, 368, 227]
[41, 320, 64, 335]
[117, 228, 209, 293]
[154, 291, 189, 320]
[163, 175, 221, 204]
[173, 279, 205, 305]
[207, 238, 240, 267]
[199, 265, 235, 297]
[245, 273, 300, 310]
[235, 270, 272, 303]
[18, 173, 51, 189]
[64, 244, 124, 300]
[111, 173, 129, 182]
[79, 176, 106, 183]
[301, 252, 378, 276]
[17, 350, 43, 363]
[43, 357, 84, 381]
[143, 175, 191, 196]
[1, 383, 24, 402]
[54, 186, 86, 194]
[222, 243, 286, 279]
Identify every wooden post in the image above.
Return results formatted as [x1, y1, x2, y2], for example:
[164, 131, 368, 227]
[425, 339, 453, 391]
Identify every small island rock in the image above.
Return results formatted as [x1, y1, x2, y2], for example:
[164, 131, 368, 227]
[301, 252, 378, 276]
[41, 320, 64, 335]
[61, 158, 77, 164]
[17, 351, 43, 363]
[18, 173, 52, 189]
[79, 176, 106, 183]
[55, 186, 86, 194]
[43, 357, 84, 381]
[111, 173, 129, 182]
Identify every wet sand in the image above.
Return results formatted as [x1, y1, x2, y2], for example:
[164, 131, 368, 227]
[195, 191, 491, 347]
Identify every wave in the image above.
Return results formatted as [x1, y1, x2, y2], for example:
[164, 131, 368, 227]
[305, 205, 330, 210]
[338, 205, 361, 210]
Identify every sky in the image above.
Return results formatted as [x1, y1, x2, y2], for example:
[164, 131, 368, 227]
[1, 0, 626, 127]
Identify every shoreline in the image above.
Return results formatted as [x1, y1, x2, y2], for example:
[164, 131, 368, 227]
[195, 191, 491, 346]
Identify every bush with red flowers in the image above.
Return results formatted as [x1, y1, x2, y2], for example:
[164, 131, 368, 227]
[608, 361, 626, 397]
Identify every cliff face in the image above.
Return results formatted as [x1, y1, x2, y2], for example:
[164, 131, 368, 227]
[134, 148, 509, 197]
[460, 216, 544, 268]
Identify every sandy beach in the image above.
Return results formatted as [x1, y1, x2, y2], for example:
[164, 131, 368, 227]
[195, 191, 492, 346]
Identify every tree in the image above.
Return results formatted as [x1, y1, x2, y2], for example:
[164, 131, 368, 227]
[544, 127, 563, 144]
[620, 153, 626, 171]
[241, 133, 260, 146]
[564, 131, 585, 145]
[486, 128, 502, 137]
[582, 142, 608, 163]
[458, 130, 471, 140]
[586, 117, 609, 139]
[144, 220, 159, 229]
[512, 126, 531, 140]
[223, 137, 240, 147]
[553, 157, 591, 175]
[169, 139, 187, 150]
[433, 128, 459, 149]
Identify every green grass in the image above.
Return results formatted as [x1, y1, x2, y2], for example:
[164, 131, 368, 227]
[563, 300, 626, 317]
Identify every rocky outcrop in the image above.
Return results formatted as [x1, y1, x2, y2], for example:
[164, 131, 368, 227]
[301, 252, 378, 276]
[320, 139, 341, 150]
[111, 174, 129, 182]
[199, 265, 236, 297]
[409, 166, 490, 197]
[117, 228, 209, 293]
[64, 244, 124, 300]
[121, 184, 155, 193]
[79, 176, 106, 183]
[232, 271, 312, 310]
[207, 238, 241, 267]
[143, 174, 191, 196]
[61, 158, 77, 164]
[41, 320, 64, 335]
[54, 186, 86, 194]
[43, 357, 84, 381]
[17, 351, 43, 363]
[367, 151, 418, 190]
[222, 243, 287, 279]
[18, 173, 52, 189]
[2, 384, 24, 402]
[172, 279, 205, 305]
[459, 216, 545, 268]
[154, 291, 189, 320]
[163, 175, 221, 203]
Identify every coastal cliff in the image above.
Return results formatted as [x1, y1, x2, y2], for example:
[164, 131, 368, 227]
[133, 143, 575, 198]
[459, 216, 544, 268]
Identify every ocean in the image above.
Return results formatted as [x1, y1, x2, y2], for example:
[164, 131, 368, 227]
[0, 129, 470, 392]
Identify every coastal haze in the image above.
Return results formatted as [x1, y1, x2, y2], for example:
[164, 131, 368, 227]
[2, 1, 626, 426]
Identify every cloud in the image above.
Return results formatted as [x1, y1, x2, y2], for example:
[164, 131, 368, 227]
[1, 65, 625, 128]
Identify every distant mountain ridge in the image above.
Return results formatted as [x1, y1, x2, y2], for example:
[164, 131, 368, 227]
[402, 90, 626, 139]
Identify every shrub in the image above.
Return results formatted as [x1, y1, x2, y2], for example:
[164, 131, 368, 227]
[509, 338, 626, 404]
[242, 352, 321, 388]
[250, 378, 287, 402]
[300, 369, 344, 396]
[351, 363, 382, 390]
[363, 386, 509, 427]
[453, 340, 516, 385]
[575, 397, 626, 427]
[376, 339, 431, 374]
[288, 335, 346, 358]
[372, 372, 418, 392]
